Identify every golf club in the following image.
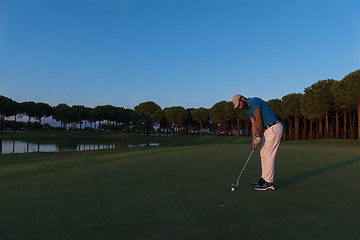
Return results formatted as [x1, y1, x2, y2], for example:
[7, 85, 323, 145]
[231, 149, 254, 191]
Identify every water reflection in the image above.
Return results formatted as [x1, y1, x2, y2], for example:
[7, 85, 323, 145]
[0, 139, 160, 154]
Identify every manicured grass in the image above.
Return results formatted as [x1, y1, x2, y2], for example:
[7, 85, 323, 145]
[0, 138, 359, 239]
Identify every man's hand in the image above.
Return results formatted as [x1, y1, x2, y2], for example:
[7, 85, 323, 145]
[252, 134, 261, 149]
[252, 141, 260, 150]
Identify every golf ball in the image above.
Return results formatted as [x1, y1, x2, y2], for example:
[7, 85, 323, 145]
[231, 187, 235, 192]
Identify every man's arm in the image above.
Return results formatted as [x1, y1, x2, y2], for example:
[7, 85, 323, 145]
[253, 108, 263, 137]
[251, 109, 263, 149]
[250, 117, 259, 149]
[250, 117, 256, 139]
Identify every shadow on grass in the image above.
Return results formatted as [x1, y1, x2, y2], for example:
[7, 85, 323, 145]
[277, 157, 360, 189]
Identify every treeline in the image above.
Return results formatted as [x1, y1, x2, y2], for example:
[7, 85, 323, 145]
[1, 69, 359, 140]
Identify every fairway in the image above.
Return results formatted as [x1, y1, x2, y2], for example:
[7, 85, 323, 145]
[0, 139, 359, 240]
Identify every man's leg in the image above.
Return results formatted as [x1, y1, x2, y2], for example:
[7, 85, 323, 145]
[260, 123, 283, 183]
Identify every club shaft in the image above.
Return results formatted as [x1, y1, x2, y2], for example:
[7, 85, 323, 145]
[236, 149, 254, 185]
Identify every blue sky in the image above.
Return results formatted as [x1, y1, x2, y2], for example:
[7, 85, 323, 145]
[0, 0, 359, 110]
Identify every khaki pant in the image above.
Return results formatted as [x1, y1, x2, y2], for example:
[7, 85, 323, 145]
[260, 122, 283, 183]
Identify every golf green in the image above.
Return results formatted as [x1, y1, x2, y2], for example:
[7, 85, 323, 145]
[0, 139, 359, 240]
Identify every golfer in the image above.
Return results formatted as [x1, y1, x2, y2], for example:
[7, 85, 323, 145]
[232, 94, 283, 191]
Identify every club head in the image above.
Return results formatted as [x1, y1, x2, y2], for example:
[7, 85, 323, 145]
[231, 184, 239, 191]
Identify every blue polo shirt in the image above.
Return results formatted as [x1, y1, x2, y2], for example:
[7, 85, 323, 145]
[246, 97, 278, 128]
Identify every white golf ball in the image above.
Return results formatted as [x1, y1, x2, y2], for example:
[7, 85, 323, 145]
[231, 187, 235, 192]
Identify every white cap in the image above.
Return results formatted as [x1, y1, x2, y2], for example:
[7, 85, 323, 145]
[232, 94, 241, 109]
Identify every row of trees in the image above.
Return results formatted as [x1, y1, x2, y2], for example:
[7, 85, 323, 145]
[1, 69, 359, 140]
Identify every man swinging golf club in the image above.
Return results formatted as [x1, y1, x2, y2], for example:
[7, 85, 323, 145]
[232, 94, 283, 191]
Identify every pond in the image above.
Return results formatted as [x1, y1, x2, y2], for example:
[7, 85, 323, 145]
[0, 139, 160, 154]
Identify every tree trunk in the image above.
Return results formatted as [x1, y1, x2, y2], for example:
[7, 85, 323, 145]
[0, 115, 4, 134]
[295, 116, 299, 140]
[12, 140, 16, 153]
[319, 119, 323, 139]
[246, 121, 250, 137]
[350, 113, 356, 140]
[28, 116, 31, 130]
[336, 111, 339, 139]
[282, 118, 286, 140]
[14, 115, 17, 133]
[240, 120, 244, 136]
[302, 118, 307, 140]
[236, 118, 240, 137]
[288, 118, 293, 140]
[344, 111, 347, 140]
[349, 114, 353, 139]
[330, 119, 335, 139]
[309, 120, 313, 140]
[325, 112, 329, 139]
[358, 102, 360, 141]
[283, 124, 287, 140]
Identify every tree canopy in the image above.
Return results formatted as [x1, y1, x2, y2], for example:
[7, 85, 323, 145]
[1, 68, 359, 140]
